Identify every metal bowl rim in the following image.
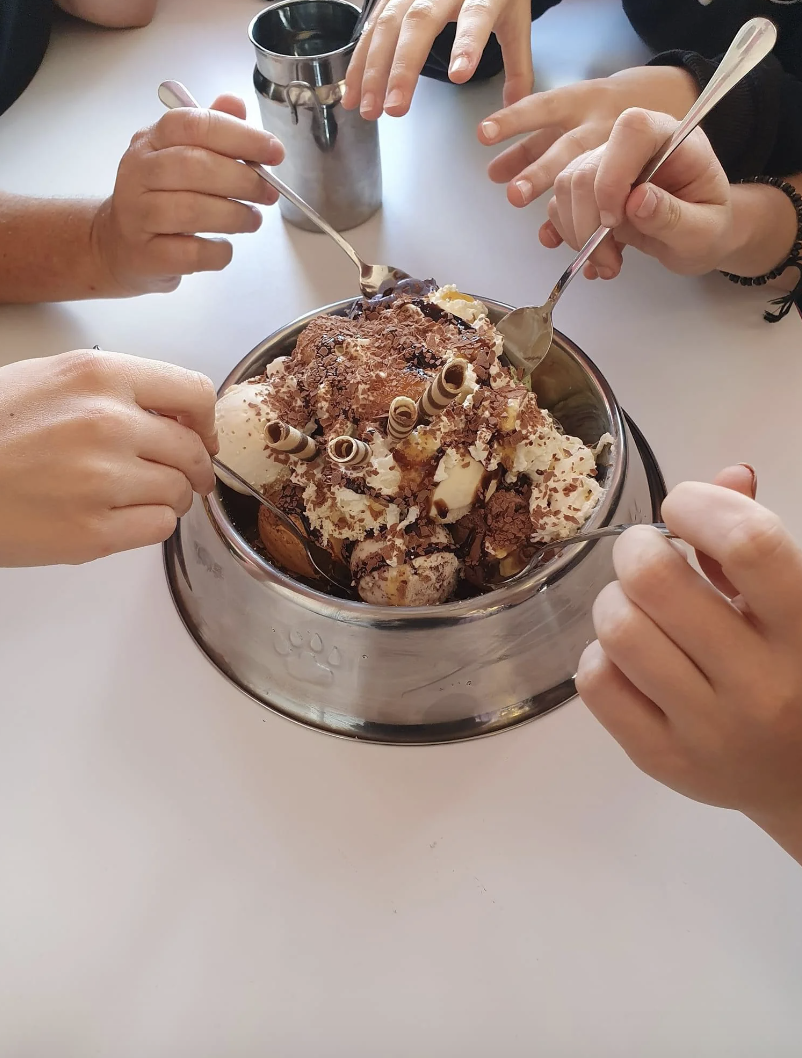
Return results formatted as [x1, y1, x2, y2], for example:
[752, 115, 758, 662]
[248, 0, 361, 64]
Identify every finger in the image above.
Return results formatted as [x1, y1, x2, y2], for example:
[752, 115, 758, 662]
[133, 408, 215, 494]
[486, 128, 561, 185]
[119, 357, 218, 454]
[114, 459, 194, 516]
[611, 525, 762, 689]
[210, 93, 247, 121]
[143, 146, 280, 206]
[148, 233, 234, 281]
[623, 181, 729, 269]
[563, 150, 623, 277]
[662, 482, 802, 635]
[505, 128, 606, 206]
[150, 107, 284, 167]
[478, 86, 577, 146]
[576, 640, 670, 761]
[448, 0, 504, 85]
[359, 0, 416, 119]
[342, 2, 386, 109]
[591, 580, 714, 721]
[140, 190, 262, 236]
[539, 218, 563, 248]
[697, 464, 757, 598]
[89, 505, 179, 559]
[384, 0, 457, 115]
[495, 6, 535, 106]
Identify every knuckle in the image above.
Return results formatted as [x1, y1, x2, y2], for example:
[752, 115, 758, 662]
[55, 348, 111, 390]
[616, 106, 654, 135]
[152, 507, 178, 542]
[722, 508, 788, 573]
[79, 398, 130, 446]
[553, 168, 574, 196]
[592, 581, 641, 653]
[405, 0, 438, 23]
[613, 527, 678, 600]
[376, 5, 404, 31]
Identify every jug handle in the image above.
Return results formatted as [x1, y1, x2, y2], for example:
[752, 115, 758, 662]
[286, 80, 337, 153]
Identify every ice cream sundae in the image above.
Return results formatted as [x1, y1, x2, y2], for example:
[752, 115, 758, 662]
[214, 282, 612, 605]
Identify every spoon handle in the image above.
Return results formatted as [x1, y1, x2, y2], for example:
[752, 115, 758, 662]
[157, 81, 364, 273]
[211, 457, 308, 545]
[561, 522, 675, 546]
[350, 0, 379, 42]
[545, 16, 778, 307]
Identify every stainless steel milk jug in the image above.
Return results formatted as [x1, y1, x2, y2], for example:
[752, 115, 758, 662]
[249, 0, 382, 232]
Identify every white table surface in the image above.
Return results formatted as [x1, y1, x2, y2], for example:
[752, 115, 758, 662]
[1, 1, 801, 1054]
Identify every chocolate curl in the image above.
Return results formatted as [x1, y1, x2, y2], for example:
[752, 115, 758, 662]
[327, 435, 371, 468]
[418, 359, 468, 421]
[264, 420, 317, 461]
[386, 396, 417, 444]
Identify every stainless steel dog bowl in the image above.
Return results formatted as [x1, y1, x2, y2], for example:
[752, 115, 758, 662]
[164, 297, 665, 744]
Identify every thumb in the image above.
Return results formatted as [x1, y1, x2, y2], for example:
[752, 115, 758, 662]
[696, 464, 758, 598]
[624, 182, 689, 241]
[210, 93, 247, 120]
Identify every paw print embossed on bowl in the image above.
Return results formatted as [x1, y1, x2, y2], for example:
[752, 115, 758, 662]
[273, 628, 342, 687]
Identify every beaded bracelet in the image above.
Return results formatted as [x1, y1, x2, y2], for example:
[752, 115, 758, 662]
[720, 175, 802, 323]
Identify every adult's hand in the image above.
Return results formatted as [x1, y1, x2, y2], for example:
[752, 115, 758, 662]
[0, 350, 217, 566]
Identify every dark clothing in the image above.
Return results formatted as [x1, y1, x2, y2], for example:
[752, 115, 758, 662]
[0, 0, 53, 117]
[425, 0, 802, 181]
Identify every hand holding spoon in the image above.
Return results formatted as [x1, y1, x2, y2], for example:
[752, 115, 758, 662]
[158, 80, 412, 298]
[498, 16, 778, 379]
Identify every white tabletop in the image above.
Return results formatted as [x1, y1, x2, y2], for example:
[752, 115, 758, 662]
[2, 1, 801, 1054]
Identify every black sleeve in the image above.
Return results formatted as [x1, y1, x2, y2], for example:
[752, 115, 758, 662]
[647, 50, 802, 181]
[0, 0, 53, 117]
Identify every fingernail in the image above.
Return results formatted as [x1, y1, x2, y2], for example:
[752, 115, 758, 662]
[481, 119, 500, 142]
[248, 205, 262, 229]
[635, 185, 657, 218]
[384, 89, 404, 111]
[360, 92, 375, 115]
[514, 178, 533, 204]
[599, 210, 618, 229]
[738, 463, 758, 499]
[597, 266, 614, 280]
[450, 55, 470, 77]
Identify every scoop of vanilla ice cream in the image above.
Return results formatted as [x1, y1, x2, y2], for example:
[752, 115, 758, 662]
[429, 285, 489, 326]
[351, 524, 460, 606]
[431, 450, 487, 522]
[215, 377, 292, 494]
[510, 413, 603, 540]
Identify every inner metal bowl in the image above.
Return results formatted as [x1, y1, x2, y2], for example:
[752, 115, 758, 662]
[164, 296, 664, 743]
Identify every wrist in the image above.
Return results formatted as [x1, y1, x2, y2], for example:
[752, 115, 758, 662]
[89, 198, 139, 298]
[717, 182, 799, 278]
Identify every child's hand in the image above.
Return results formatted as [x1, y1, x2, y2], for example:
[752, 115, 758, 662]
[576, 466, 802, 862]
[92, 95, 284, 294]
[479, 66, 698, 207]
[0, 350, 217, 566]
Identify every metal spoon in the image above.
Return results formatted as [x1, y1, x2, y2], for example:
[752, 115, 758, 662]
[496, 522, 678, 588]
[498, 16, 778, 379]
[349, 0, 380, 43]
[158, 80, 411, 298]
[212, 457, 353, 592]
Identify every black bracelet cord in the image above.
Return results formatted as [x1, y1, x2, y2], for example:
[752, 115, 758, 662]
[720, 176, 802, 323]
